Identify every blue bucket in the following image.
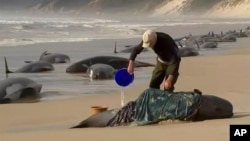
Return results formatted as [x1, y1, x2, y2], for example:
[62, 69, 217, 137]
[115, 68, 134, 87]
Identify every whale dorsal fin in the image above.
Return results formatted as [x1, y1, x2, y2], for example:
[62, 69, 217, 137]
[4, 56, 13, 78]
[113, 42, 118, 54]
[39, 51, 49, 60]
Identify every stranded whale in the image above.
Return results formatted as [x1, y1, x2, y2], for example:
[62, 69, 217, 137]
[4, 56, 54, 73]
[66, 56, 154, 73]
[71, 89, 233, 128]
[0, 77, 42, 104]
[39, 51, 70, 64]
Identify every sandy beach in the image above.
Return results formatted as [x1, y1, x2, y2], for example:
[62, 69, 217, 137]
[1, 1, 250, 140]
[1, 39, 250, 141]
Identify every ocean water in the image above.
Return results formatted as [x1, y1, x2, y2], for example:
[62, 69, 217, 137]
[0, 16, 250, 101]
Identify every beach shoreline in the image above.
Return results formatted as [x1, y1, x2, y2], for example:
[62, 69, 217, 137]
[1, 20, 250, 140]
[1, 45, 250, 141]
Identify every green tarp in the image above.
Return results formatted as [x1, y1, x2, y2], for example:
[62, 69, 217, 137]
[107, 88, 201, 127]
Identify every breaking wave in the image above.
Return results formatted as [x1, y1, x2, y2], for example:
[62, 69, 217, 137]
[1, 16, 250, 47]
[1, 0, 250, 18]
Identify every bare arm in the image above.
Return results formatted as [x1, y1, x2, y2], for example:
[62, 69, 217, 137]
[127, 42, 144, 74]
[127, 60, 134, 74]
[166, 75, 174, 83]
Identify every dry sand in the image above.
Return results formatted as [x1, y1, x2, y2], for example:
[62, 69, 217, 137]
[1, 48, 250, 141]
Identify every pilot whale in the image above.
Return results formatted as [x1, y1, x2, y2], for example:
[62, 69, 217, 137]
[0, 77, 42, 104]
[71, 91, 233, 128]
[4, 56, 54, 73]
[66, 56, 154, 73]
[39, 51, 70, 64]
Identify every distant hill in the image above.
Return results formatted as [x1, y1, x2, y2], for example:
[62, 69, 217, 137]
[0, 0, 249, 18]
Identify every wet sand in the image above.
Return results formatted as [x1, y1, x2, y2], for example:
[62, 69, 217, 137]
[1, 23, 250, 141]
[1, 45, 250, 141]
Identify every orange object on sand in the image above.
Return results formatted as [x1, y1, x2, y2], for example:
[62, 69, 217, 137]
[90, 106, 108, 115]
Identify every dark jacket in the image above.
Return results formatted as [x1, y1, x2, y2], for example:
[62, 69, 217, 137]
[130, 32, 181, 75]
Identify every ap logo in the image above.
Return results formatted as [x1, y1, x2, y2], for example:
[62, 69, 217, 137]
[234, 129, 247, 136]
[230, 125, 250, 141]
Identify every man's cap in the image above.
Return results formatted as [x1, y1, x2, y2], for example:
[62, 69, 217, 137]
[142, 30, 157, 48]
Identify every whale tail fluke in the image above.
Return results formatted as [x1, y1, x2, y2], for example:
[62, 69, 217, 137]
[4, 56, 13, 78]
[177, 41, 183, 48]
